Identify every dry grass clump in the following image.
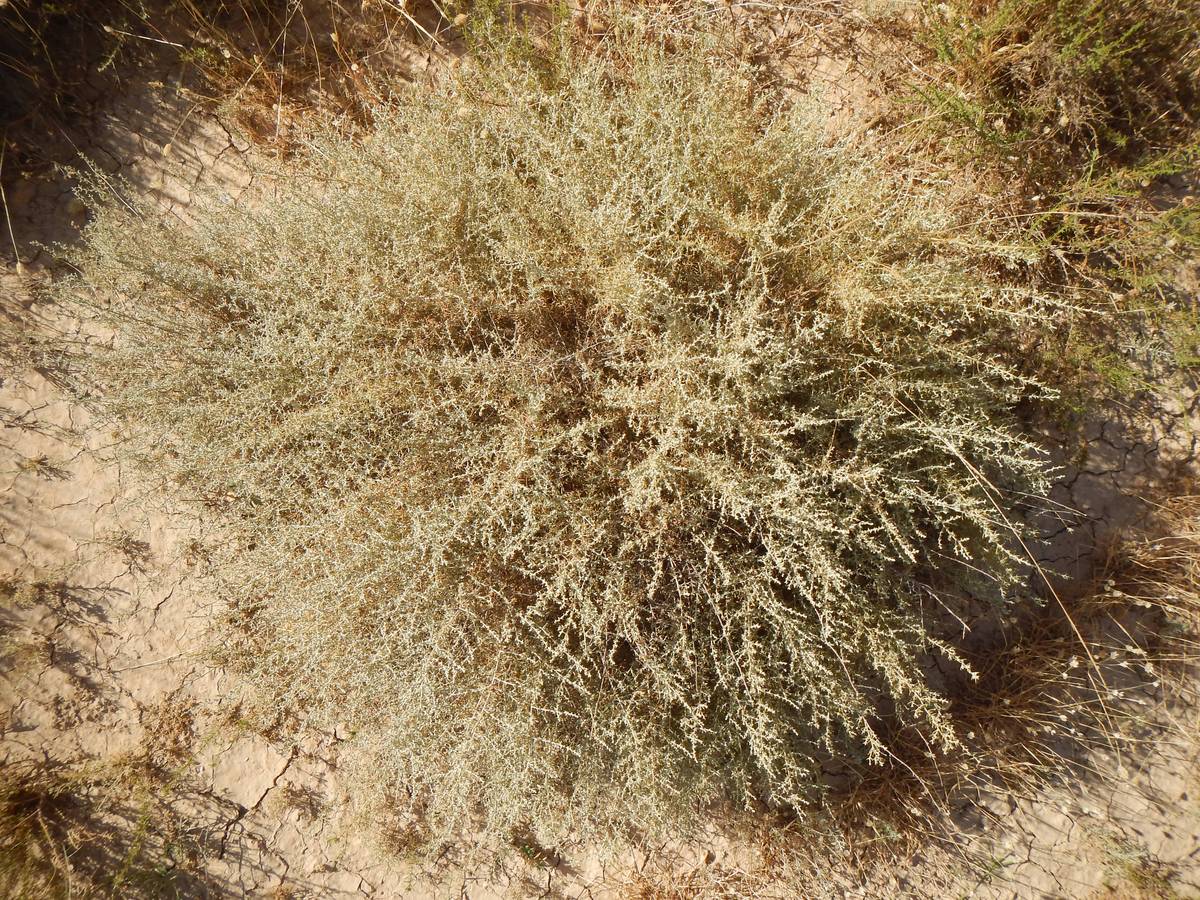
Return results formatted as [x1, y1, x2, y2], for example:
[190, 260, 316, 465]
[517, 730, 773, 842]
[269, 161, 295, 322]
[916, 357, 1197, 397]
[0, 0, 451, 174]
[171, 0, 461, 146]
[913, 0, 1200, 174]
[63, 25, 1068, 843]
[0, 761, 87, 900]
[901, 0, 1200, 398]
[0, 757, 209, 900]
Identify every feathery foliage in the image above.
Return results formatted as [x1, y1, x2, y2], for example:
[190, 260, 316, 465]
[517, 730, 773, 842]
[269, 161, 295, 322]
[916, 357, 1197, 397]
[62, 28, 1063, 841]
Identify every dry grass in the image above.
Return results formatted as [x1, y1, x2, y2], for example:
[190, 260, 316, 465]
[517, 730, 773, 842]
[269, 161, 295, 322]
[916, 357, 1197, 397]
[0, 761, 89, 900]
[0, 0, 454, 175]
[0, 756, 212, 900]
[911, 0, 1200, 174]
[899, 0, 1200, 390]
[169, 0, 463, 148]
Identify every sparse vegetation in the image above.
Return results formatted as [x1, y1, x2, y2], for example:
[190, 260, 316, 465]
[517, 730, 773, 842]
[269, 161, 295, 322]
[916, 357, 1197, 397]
[0, 756, 214, 900]
[0, 761, 88, 900]
[0, 0, 456, 170]
[14, 453, 69, 480]
[1096, 831, 1181, 898]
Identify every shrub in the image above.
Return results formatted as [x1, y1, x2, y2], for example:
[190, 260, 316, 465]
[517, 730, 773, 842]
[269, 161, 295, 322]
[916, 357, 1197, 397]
[62, 26, 1063, 842]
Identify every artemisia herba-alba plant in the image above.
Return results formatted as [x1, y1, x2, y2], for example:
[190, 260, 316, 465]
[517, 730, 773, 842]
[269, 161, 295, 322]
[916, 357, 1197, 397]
[64, 23, 1063, 843]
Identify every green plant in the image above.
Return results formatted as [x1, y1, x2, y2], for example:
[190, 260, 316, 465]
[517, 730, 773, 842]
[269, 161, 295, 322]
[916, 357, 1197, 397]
[63, 24, 1068, 844]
